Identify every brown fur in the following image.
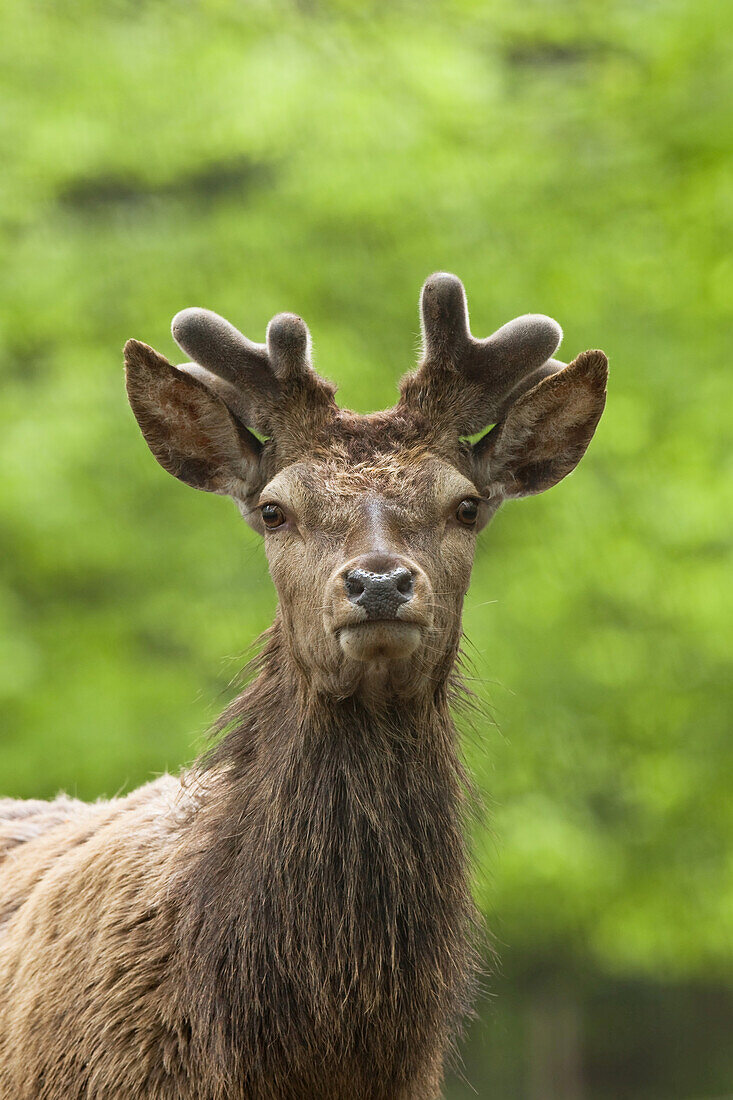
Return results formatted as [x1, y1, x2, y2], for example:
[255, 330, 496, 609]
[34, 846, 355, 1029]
[0, 276, 607, 1098]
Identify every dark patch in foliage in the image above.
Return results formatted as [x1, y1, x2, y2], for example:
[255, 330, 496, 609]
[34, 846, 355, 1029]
[133, 629, 195, 663]
[0, 343, 54, 385]
[504, 39, 615, 69]
[57, 156, 276, 215]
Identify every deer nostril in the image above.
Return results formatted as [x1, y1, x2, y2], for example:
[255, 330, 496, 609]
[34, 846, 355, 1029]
[344, 572, 366, 599]
[344, 567, 415, 620]
[394, 568, 414, 597]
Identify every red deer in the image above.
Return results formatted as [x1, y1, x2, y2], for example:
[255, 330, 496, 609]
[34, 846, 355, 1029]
[0, 274, 607, 1099]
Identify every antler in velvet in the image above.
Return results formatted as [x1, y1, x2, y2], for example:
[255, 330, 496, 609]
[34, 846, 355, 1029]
[398, 273, 566, 435]
[170, 307, 337, 442]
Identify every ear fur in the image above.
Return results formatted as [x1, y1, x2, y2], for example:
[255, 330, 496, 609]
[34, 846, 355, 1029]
[124, 339, 264, 506]
[473, 349, 608, 498]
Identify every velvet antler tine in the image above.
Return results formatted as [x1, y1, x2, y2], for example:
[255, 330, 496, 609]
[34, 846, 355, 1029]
[475, 314, 563, 380]
[420, 273, 471, 362]
[266, 313, 312, 380]
[401, 274, 566, 435]
[171, 308, 270, 385]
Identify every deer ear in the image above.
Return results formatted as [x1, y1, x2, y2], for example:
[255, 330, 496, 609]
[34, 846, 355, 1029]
[473, 350, 608, 499]
[124, 339, 264, 509]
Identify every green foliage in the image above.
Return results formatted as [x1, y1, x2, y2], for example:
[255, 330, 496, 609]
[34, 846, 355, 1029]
[1, 0, 731, 1083]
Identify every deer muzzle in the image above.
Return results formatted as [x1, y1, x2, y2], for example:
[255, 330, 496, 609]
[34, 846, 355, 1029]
[326, 553, 433, 662]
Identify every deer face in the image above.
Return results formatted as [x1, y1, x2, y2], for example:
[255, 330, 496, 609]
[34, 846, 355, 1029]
[254, 448, 483, 692]
[125, 274, 607, 697]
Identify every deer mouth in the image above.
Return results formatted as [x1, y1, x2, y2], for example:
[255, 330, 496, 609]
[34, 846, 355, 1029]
[336, 620, 422, 662]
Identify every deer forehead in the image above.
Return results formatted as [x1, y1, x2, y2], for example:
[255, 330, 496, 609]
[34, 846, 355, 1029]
[261, 454, 478, 524]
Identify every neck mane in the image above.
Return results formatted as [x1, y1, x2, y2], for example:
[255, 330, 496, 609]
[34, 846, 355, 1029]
[176, 617, 479, 1098]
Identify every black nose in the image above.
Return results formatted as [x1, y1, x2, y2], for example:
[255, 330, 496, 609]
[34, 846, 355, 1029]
[344, 567, 414, 620]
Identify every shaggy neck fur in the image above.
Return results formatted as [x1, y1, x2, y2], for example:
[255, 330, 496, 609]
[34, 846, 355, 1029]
[174, 618, 479, 1100]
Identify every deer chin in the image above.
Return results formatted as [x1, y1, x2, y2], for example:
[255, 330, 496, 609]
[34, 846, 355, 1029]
[337, 621, 422, 662]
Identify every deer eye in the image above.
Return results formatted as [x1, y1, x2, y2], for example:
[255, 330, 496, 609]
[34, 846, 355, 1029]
[456, 498, 479, 526]
[260, 503, 286, 529]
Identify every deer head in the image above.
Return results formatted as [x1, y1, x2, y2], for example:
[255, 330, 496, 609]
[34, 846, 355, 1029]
[125, 274, 607, 699]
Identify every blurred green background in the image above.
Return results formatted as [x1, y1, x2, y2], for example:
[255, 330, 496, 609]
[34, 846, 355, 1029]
[1, 0, 731, 1095]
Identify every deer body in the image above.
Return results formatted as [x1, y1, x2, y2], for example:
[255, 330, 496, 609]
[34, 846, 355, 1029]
[0, 275, 607, 1098]
[0, 627, 470, 1099]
